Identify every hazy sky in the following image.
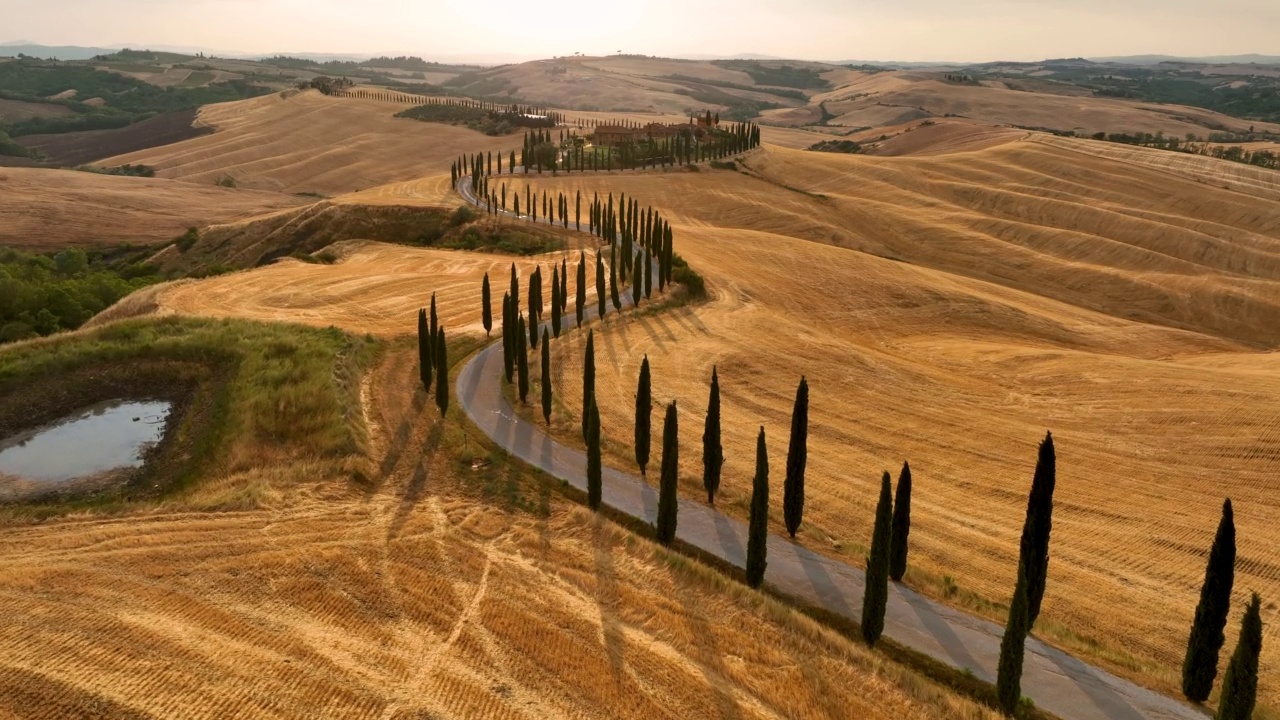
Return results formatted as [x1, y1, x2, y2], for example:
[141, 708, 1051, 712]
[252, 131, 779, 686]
[6, 0, 1279, 62]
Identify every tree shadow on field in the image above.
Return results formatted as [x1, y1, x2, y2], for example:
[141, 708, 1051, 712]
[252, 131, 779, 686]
[1041, 640, 1147, 720]
[669, 571, 745, 720]
[646, 311, 679, 343]
[668, 306, 710, 336]
[599, 323, 621, 371]
[592, 515, 627, 685]
[378, 391, 429, 482]
[633, 315, 667, 351]
[386, 421, 442, 541]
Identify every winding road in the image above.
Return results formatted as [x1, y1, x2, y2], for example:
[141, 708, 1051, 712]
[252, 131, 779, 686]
[452, 171, 1202, 720]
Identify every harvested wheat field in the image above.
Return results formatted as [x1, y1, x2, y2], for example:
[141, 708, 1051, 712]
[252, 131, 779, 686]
[116, 240, 600, 337]
[0, 167, 307, 249]
[500, 140, 1280, 708]
[101, 90, 528, 196]
[0, 345, 998, 720]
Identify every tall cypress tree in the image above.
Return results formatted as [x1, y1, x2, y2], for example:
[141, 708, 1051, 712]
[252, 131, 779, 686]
[551, 266, 562, 337]
[745, 426, 769, 589]
[889, 460, 913, 582]
[595, 251, 607, 318]
[997, 564, 1032, 715]
[510, 263, 519, 316]
[501, 294, 513, 384]
[635, 356, 651, 476]
[861, 471, 893, 646]
[632, 249, 643, 306]
[655, 401, 679, 545]
[643, 247, 653, 299]
[1020, 431, 1057, 627]
[417, 308, 431, 390]
[540, 327, 552, 425]
[481, 272, 492, 336]
[702, 366, 722, 505]
[609, 249, 621, 311]
[1183, 498, 1238, 702]
[435, 327, 448, 415]
[576, 253, 586, 327]
[586, 399, 602, 510]
[516, 314, 529, 404]
[560, 257, 568, 313]
[582, 330, 595, 442]
[1216, 593, 1263, 720]
[783, 376, 809, 538]
[429, 292, 438, 349]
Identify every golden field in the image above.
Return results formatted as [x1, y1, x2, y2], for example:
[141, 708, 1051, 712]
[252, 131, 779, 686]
[490, 139, 1280, 708]
[0, 345, 999, 720]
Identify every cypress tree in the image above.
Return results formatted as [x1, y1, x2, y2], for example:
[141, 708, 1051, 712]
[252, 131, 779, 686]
[560, 257, 568, 313]
[595, 251, 607, 318]
[702, 366, 722, 505]
[587, 399, 602, 510]
[783, 376, 809, 538]
[889, 460, 913, 582]
[632, 249, 643, 306]
[417, 307, 431, 390]
[576, 253, 586, 327]
[501, 293, 513, 384]
[1020, 431, 1057, 627]
[861, 470, 893, 646]
[997, 565, 1032, 715]
[517, 314, 529, 404]
[429, 292, 438, 348]
[540, 327, 552, 425]
[655, 400, 679, 545]
[1216, 593, 1263, 720]
[643, 247, 653, 298]
[635, 356, 651, 476]
[1183, 498, 1238, 702]
[609, 248, 621, 311]
[481, 272, 492, 336]
[582, 330, 595, 441]
[510, 263, 519, 316]
[745, 426, 769, 589]
[435, 327, 448, 415]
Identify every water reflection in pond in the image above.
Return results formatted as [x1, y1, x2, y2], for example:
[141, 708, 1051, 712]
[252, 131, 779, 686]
[0, 400, 172, 482]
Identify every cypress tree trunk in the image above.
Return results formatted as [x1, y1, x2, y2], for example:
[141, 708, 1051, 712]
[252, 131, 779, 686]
[702, 366, 722, 505]
[551, 266, 562, 337]
[516, 314, 529, 404]
[997, 565, 1032, 715]
[587, 400, 602, 510]
[745, 427, 769, 588]
[540, 328, 552, 425]
[501, 294, 513, 384]
[582, 331, 595, 442]
[861, 471, 893, 646]
[595, 252, 607, 318]
[434, 327, 448, 415]
[1216, 593, 1262, 720]
[635, 356, 651, 476]
[1183, 498, 1238, 702]
[783, 377, 809, 538]
[655, 401, 679, 545]
[1019, 431, 1057, 627]
[481, 273, 492, 336]
[417, 308, 431, 390]
[889, 460, 913, 582]
[576, 253, 586, 327]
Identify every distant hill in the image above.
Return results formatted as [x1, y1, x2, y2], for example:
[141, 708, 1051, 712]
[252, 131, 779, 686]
[0, 43, 120, 60]
[1090, 54, 1280, 65]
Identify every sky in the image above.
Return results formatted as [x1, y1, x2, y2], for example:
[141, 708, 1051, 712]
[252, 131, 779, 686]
[4, 0, 1279, 63]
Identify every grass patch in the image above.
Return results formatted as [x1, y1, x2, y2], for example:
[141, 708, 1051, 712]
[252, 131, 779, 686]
[0, 316, 375, 519]
[807, 139, 863, 154]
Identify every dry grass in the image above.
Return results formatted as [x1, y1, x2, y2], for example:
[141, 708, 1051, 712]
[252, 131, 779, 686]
[0, 345, 1001, 720]
[0, 167, 307, 250]
[125, 239, 598, 337]
[101, 90, 528, 196]
[486, 141, 1280, 710]
[0, 98, 73, 122]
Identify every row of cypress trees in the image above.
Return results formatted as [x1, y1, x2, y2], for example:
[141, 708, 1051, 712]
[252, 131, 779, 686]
[415, 293, 448, 415]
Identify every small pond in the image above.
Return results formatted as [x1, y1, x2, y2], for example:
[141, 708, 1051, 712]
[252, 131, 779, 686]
[0, 400, 172, 482]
